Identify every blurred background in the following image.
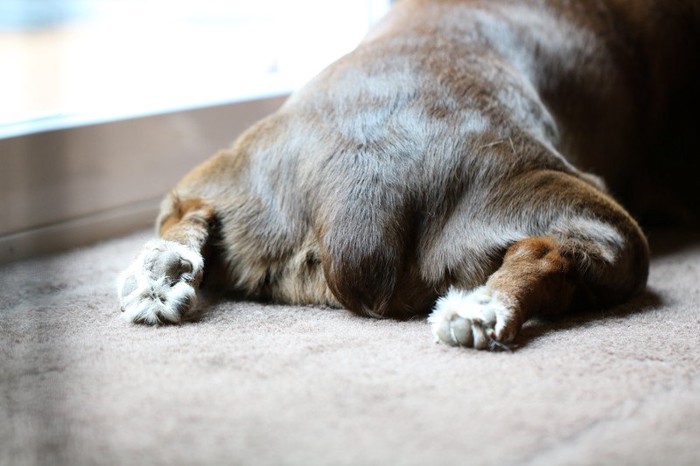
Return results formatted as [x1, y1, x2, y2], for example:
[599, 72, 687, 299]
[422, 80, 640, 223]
[0, 0, 392, 262]
[0, 0, 391, 136]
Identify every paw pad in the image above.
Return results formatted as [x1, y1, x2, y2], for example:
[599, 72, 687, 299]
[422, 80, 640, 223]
[117, 239, 203, 324]
[429, 286, 517, 350]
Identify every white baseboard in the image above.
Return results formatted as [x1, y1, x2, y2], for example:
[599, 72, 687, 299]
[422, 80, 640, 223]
[0, 198, 160, 264]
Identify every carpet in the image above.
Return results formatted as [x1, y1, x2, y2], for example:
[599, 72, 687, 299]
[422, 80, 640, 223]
[1, 228, 699, 465]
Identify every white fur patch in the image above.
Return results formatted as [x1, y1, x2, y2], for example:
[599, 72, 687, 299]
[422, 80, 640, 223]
[117, 239, 203, 324]
[428, 286, 517, 350]
[551, 217, 625, 264]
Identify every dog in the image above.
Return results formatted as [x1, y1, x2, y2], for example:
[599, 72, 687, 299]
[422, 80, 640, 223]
[117, 0, 699, 350]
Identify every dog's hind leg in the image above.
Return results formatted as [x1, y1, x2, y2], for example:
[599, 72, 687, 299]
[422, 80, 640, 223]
[429, 172, 650, 350]
[117, 194, 215, 324]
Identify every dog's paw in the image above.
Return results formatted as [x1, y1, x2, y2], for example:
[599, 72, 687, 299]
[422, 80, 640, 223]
[117, 239, 203, 324]
[428, 286, 519, 350]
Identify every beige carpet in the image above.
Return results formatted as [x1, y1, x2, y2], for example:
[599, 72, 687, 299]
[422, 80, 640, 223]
[1, 228, 699, 466]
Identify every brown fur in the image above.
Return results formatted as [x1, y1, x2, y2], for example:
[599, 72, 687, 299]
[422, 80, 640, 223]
[120, 0, 699, 347]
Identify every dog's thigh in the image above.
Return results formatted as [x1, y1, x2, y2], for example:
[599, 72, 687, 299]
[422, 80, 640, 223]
[430, 172, 649, 349]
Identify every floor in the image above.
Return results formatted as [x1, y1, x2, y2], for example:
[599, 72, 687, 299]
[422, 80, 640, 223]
[1, 228, 699, 465]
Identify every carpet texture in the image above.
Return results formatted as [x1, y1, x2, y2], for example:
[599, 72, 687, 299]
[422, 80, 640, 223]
[1, 228, 699, 465]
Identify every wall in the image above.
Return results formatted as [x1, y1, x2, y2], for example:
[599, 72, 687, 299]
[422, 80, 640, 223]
[0, 95, 287, 263]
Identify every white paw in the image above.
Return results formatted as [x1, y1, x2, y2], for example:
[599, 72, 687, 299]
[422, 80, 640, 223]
[117, 239, 203, 324]
[428, 286, 518, 350]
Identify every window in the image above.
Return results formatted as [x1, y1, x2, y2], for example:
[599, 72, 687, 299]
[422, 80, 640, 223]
[0, 0, 391, 137]
[0, 0, 392, 262]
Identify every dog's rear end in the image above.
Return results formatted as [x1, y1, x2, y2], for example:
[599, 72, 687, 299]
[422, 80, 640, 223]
[118, 0, 698, 349]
